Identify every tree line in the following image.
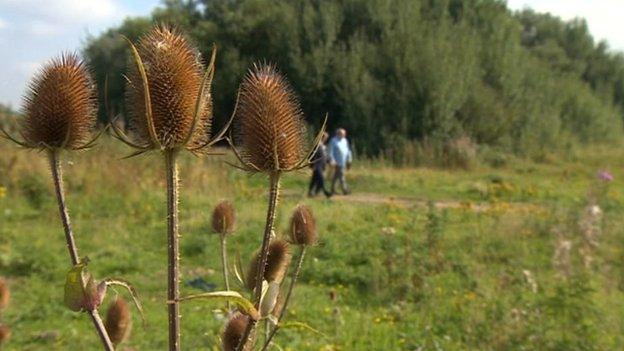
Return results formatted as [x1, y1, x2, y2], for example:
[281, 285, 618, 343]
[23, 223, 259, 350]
[80, 0, 624, 162]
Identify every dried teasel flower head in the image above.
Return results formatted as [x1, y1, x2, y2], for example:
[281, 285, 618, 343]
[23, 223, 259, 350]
[211, 200, 236, 235]
[0, 278, 9, 311]
[104, 298, 132, 346]
[246, 239, 291, 290]
[0, 325, 10, 345]
[222, 313, 249, 351]
[121, 25, 217, 151]
[289, 204, 317, 246]
[232, 63, 326, 173]
[1, 53, 97, 150]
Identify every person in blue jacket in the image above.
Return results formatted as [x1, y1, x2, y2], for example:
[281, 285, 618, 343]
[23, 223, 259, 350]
[328, 128, 352, 195]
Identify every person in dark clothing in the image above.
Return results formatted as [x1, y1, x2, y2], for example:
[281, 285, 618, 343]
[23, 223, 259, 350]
[308, 132, 331, 198]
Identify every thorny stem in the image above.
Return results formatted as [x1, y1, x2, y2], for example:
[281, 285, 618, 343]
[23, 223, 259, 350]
[49, 150, 115, 351]
[165, 150, 181, 351]
[261, 246, 307, 351]
[220, 233, 231, 310]
[49, 150, 80, 266]
[89, 310, 113, 350]
[236, 171, 281, 351]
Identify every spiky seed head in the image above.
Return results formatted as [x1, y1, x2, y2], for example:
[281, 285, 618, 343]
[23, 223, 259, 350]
[104, 298, 132, 346]
[0, 325, 10, 345]
[235, 64, 307, 171]
[212, 200, 235, 235]
[126, 25, 212, 149]
[222, 313, 249, 351]
[20, 53, 97, 150]
[290, 205, 317, 246]
[0, 278, 9, 311]
[246, 239, 292, 290]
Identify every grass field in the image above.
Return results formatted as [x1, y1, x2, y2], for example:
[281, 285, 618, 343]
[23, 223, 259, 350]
[1, 137, 624, 350]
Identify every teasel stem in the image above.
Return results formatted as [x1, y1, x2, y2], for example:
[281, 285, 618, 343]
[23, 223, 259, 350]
[49, 150, 80, 266]
[48, 150, 115, 351]
[220, 233, 231, 310]
[90, 310, 114, 351]
[261, 246, 307, 351]
[165, 149, 181, 351]
[236, 171, 281, 351]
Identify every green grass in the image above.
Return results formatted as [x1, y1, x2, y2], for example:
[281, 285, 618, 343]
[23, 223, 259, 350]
[1, 138, 624, 350]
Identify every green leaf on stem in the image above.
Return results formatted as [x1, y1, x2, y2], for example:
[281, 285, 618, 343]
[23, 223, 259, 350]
[177, 291, 260, 320]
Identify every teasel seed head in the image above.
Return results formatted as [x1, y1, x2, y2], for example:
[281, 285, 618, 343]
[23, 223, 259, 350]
[104, 297, 132, 346]
[211, 200, 236, 235]
[0, 325, 10, 345]
[19, 53, 97, 150]
[290, 204, 318, 246]
[222, 313, 249, 351]
[125, 25, 213, 150]
[246, 239, 292, 290]
[0, 278, 9, 311]
[234, 63, 308, 172]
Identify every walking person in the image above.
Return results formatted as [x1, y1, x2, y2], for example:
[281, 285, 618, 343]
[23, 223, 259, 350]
[308, 132, 331, 198]
[329, 128, 352, 195]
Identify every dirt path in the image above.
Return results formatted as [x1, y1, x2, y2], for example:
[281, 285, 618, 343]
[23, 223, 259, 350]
[283, 190, 541, 213]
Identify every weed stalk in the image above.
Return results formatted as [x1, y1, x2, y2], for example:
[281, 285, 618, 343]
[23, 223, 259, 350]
[220, 232, 231, 310]
[237, 171, 281, 351]
[165, 149, 181, 351]
[49, 150, 115, 351]
[261, 245, 307, 351]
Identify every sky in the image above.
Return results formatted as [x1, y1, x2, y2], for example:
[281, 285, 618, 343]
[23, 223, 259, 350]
[0, 0, 623, 107]
[0, 0, 160, 108]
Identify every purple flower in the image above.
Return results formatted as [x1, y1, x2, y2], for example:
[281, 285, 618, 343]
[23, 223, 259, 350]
[597, 170, 614, 182]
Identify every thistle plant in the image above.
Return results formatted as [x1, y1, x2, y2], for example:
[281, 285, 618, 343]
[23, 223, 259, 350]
[112, 25, 229, 351]
[0, 325, 10, 347]
[261, 205, 317, 350]
[0, 53, 144, 351]
[104, 298, 132, 347]
[229, 63, 326, 351]
[223, 313, 251, 351]
[0, 278, 9, 347]
[0, 278, 9, 312]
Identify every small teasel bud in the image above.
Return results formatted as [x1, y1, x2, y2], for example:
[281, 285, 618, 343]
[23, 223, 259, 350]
[289, 205, 317, 246]
[246, 240, 291, 290]
[235, 64, 307, 171]
[21, 53, 97, 150]
[0, 278, 9, 311]
[212, 200, 235, 235]
[104, 298, 132, 346]
[222, 313, 249, 351]
[0, 325, 10, 345]
[125, 25, 212, 149]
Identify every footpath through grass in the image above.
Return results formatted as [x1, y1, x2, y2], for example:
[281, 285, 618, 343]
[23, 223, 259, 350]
[1, 139, 624, 350]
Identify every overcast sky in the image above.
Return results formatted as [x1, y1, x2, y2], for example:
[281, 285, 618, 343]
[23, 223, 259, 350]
[0, 0, 622, 108]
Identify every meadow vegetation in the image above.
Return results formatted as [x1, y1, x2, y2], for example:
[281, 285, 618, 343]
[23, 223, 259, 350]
[1, 1, 624, 350]
[1, 138, 623, 350]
